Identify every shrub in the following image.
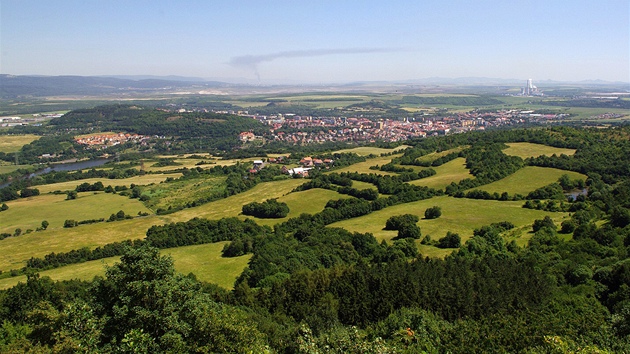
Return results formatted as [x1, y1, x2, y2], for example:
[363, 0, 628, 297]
[424, 206, 442, 219]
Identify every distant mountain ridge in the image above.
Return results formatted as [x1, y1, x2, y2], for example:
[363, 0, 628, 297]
[0, 74, 231, 98]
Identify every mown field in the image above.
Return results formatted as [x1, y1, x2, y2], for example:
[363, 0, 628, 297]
[475, 166, 586, 195]
[414, 146, 467, 164]
[0, 242, 250, 290]
[0, 134, 40, 153]
[333, 154, 402, 175]
[503, 142, 576, 158]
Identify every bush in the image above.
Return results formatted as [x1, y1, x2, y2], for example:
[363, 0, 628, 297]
[242, 199, 289, 218]
[532, 216, 556, 233]
[385, 214, 420, 230]
[424, 206, 442, 219]
[396, 223, 421, 239]
[64, 220, 78, 228]
[437, 232, 461, 248]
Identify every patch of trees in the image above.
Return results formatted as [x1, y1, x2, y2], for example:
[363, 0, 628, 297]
[75, 181, 104, 192]
[242, 199, 289, 218]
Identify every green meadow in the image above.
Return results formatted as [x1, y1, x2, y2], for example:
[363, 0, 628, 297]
[246, 188, 351, 227]
[36, 173, 183, 194]
[329, 195, 568, 245]
[333, 145, 409, 156]
[409, 158, 474, 190]
[0, 134, 40, 153]
[503, 142, 576, 158]
[0, 242, 250, 290]
[334, 154, 401, 175]
[414, 146, 467, 164]
[0, 192, 152, 235]
[475, 166, 586, 195]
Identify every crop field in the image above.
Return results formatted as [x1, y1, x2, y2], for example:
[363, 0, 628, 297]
[247, 188, 351, 227]
[409, 158, 474, 190]
[142, 175, 227, 211]
[333, 145, 409, 156]
[329, 195, 567, 245]
[503, 142, 576, 158]
[35, 173, 182, 194]
[475, 166, 586, 195]
[0, 192, 153, 235]
[0, 242, 251, 290]
[0, 134, 40, 153]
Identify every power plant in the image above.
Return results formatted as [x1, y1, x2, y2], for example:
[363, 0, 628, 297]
[521, 79, 543, 96]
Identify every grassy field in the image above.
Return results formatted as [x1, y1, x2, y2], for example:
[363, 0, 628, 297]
[329, 195, 568, 246]
[0, 192, 153, 234]
[247, 188, 351, 227]
[166, 178, 306, 223]
[333, 154, 402, 175]
[163, 242, 252, 289]
[142, 175, 227, 211]
[36, 173, 183, 194]
[333, 145, 409, 156]
[409, 158, 474, 190]
[0, 164, 33, 174]
[351, 180, 378, 190]
[0, 134, 40, 153]
[415, 146, 467, 164]
[0, 178, 305, 271]
[503, 142, 576, 158]
[475, 166, 586, 195]
[0, 216, 165, 271]
[0, 242, 251, 290]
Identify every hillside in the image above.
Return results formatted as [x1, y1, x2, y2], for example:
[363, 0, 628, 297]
[1, 125, 630, 352]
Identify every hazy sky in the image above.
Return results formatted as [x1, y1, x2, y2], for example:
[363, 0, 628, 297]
[1, 0, 628, 83]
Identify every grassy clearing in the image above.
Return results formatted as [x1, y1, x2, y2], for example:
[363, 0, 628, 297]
[142, 176, 226, 211]
[351, 180, 378, 190]
[247, 188, 351, 227]
[415, 146, 467, 164]
[503, 142, 576, 159]
[409, 158, 474, 190]
[333, 146, 409, 156]
[0, 216, 165, 271]
[163, 242, 252, 289]
[0, 164, 33, 174]
[0, 178, 304, 271]
[330, 195, 568, 246]
[0, 242, 251, 290]
[0, 134, 40, 153]
[36, 173, 182, 194]
[476, 166, 586, 195]
[0, 192, 153, 234]
[333, 154, 402, 175]
[164, 178, 306, 223]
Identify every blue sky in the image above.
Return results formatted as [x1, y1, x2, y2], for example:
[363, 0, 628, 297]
[1, 0, 628, 83]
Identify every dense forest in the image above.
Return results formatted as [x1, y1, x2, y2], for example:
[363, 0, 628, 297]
[2, 125, 630, 352]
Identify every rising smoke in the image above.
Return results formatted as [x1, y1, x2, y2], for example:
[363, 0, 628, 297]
[228, 47, 399, 82]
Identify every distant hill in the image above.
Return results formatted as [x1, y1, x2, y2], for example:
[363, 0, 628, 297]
[0, 75, 230, 98]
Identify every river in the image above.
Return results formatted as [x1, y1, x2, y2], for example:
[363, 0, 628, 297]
[1, 159, 111, 188]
